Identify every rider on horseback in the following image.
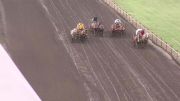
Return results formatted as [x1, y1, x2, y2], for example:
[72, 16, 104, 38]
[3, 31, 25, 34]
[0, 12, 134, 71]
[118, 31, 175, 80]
[90, 17, 104, 36]
[135, 29, 145, 42]
[114, 19, 122, 28]
[91, 17, 99, 28]
[92, 17, 98, 22]
[114, 19, 122, 24]
[112, 19, 124, 31]
[77, 23, 85, 30]
[77, 23, 85, 33]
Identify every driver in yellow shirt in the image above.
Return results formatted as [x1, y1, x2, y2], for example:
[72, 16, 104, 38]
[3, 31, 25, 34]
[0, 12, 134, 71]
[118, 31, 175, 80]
[77, 23, 85, 31]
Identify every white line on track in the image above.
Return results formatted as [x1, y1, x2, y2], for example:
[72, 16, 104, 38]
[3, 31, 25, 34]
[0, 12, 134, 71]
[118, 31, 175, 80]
[111, 38, 180, 100]
[38, 0, 147, 100]
[94, 38, 130, 101]
[123, 39, 180, 100]
[103, 39, 154, 101]
[38, 1, 108, 101]
[86, 41, 121, 101]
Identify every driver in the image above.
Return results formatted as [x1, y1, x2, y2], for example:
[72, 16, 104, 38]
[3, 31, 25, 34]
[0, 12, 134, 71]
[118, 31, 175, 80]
[77, 23, 85, 31]
[92, 17, 98, 22]
[136, 29, 145, 41]
[114, 19, 122, 24]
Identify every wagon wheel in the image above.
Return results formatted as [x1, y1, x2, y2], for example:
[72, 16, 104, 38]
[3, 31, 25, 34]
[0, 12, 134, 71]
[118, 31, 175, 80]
[101, 30, 104, 37]
[122, 27, 126, 35]
[111, 31, 114, 37]
[94, 29, 97, 36]
[132, 35, 138, 47]
[80, 31, 87, 42]
[134, 42, 138, 48]
[144, 39, 148, 44]
[71, 37, 74, 43]
[111, 29, 116, 37]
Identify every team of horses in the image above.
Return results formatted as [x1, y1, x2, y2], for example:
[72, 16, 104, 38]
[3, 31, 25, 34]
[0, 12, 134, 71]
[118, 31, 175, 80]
[70, 18, 148, 48]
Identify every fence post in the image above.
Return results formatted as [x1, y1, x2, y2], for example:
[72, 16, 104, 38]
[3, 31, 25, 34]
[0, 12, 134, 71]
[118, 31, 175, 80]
[176, 51, 178, 59]
[165, 42, 167, 51]
[122, 10, 124, 16]
[119, 8, 121, 14]
[114, 4, 116, 10]
[156, 35, 157, 44]
[151, 33, 153, 41]
[135, 20, 137, 28]
[160, 38, 162, 47]
[129, 16, 131, 22]
[126, 13, 127, 20]
[114, 3, 116, 9]
[133, 20, 135, 27]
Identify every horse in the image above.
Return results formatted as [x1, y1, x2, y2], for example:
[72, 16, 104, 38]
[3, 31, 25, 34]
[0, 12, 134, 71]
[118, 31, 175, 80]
[89, 22, 104, 36]
[71, 28, 88, 42]
[111, 23, 125, 36]
[133, 33, 149, 48]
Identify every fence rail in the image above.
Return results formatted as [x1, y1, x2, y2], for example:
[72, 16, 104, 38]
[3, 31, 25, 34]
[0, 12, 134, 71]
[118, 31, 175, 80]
[104, 0, 180, 64]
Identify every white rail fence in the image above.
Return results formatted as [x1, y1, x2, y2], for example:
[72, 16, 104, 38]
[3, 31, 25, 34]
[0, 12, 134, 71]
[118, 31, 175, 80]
[104, 0, 180, 64]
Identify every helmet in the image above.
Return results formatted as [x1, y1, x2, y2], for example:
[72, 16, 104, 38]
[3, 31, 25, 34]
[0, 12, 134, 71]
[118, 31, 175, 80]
[93, 17, 98, 22]
[115, 19, 121, 24]
[77, 23, 85, 30]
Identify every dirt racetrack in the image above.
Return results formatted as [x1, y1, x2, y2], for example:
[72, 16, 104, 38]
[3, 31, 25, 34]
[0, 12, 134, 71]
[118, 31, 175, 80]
[1, 0, 180, 101]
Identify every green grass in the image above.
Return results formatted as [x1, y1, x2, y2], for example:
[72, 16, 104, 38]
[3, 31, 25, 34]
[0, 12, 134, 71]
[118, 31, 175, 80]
[115, 0, 180, 51]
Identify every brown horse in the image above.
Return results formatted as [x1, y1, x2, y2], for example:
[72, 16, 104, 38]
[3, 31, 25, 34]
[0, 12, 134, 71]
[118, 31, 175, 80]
[111, 23, 125, 36]
[89, 22, 104, 36]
